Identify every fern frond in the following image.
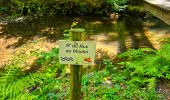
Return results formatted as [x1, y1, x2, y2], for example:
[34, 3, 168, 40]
[145, 78, 156, 90]
[159, 44, 170, 60]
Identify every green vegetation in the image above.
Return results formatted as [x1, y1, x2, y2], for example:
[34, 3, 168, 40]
[82, 44, 170, 99]
[1, 0, 170, 99]
[1, 0, 129, 16]
[0, 39, 170, 99]
[0, 48, 68, 99]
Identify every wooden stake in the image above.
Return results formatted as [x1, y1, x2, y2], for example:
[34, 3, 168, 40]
[70, 28, 85, 100]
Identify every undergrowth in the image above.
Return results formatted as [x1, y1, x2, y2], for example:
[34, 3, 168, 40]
[1, 0, 129, 16]
[0, 48, 69, 99]
[0, 43, 170, 99]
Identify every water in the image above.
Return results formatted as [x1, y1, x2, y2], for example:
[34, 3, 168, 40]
[0, 15, 170, 66]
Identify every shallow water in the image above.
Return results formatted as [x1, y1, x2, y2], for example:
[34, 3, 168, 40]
[0, 15, 170, 66]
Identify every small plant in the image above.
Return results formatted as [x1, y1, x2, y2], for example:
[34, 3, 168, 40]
[63, 21, 78, 40]
[103, 59, 114, 73]
[106, 0, 129, 12]
[79, 3, 92, 15]
[0, 7, 6, 13]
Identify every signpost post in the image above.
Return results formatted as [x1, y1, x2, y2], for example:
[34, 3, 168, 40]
[59, 28, 96, 100]
[70, 28, 85, 100]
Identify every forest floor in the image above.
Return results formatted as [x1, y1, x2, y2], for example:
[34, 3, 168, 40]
[0, 16, 170, 99]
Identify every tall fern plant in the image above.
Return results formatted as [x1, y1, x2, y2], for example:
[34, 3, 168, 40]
[117, 44, 170, 91]
[0, 48, 64, 99]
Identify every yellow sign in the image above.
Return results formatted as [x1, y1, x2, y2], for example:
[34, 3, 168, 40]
[59, 41, 96, 65]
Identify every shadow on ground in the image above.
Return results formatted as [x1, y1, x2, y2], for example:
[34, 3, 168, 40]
[0, 16, 73, 48]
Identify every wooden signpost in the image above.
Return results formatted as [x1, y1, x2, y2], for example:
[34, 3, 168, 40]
[59, 41, 96, 65]
[59, 28, 96, 100]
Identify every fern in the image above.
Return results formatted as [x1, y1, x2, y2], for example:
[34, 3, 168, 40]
[0, 47, 67, 99]
[159, 44, 170, 60]
[146, 78, 156, 90]
[117, 44, 170, 98]
[118, 44, 170, 79]
[118, 48, 155, 60]
[0, 74, 37, 99]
